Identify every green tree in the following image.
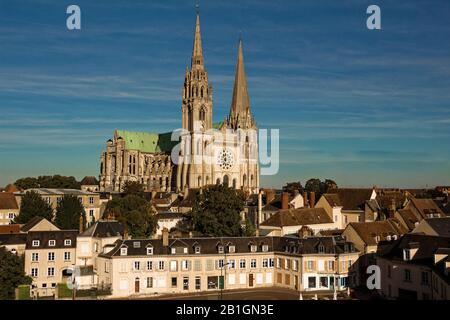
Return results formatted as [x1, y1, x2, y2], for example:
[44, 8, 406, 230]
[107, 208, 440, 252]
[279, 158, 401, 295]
[189, 185, 245, 237]
[14, 175, 80, 190]
[304, 178, 338, 199]
[242, 218, 256, 236]
[122, 181, 145, 198]
[14, 191, 53, 224]
[55, 194, 86, 230]
[104, 195, 156, 238]
[282, 181, 303, 194]
[0, 247, 32, 300]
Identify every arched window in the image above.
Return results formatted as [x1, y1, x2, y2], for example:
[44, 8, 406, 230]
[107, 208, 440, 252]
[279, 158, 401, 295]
[159, 177, 163, 188]
[232, 178, 237, 189]
[251, 174, 254, 186]
[198, 176, 202, 187]
[243, 174, 247, 187]
[216, 178, 221, 185]
[200, 107, 206, 122]
[200, 87, 204, 98]
[196, 87, 199, 97]
[206, 176, 209, 185]
[223, 175, 229, 188]
[188, 106, 193, 131]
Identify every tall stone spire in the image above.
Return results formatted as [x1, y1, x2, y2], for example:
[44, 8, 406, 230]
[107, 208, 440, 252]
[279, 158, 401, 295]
[191, 12, 204, 68]
[228, 38, 255, 129]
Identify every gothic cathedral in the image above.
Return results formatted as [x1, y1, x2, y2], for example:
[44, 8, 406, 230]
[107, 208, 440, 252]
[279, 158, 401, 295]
[99, 12, 259, 195]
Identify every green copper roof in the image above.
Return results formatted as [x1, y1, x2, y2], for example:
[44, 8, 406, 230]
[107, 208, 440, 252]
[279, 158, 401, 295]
[116, 130, 178, 153]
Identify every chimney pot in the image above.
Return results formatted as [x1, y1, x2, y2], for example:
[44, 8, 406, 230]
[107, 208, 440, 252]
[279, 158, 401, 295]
[281, 192, 289, 210]
[162, 227, 169, 247]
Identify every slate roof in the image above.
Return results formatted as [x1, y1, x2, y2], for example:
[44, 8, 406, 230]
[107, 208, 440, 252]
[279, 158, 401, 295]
[421, 217, 450, 237]
[260, 207, 333, 227]
[375, 190, 407, 210]
[408, 198, 445, 219]
[21, 216, 46, 232]
[0, 233, 27, 245]
[396, 209, 419, 230]
[379, 234, 450, 284]
[25, 230, 78, 249]
[79, 220, 124, 238]
[325, 188, 374, 211]
[80, 176, 99, 186]
[0, 192, 19, 210]
[99, 235, 358, 258]
[347, 219, 407, 246]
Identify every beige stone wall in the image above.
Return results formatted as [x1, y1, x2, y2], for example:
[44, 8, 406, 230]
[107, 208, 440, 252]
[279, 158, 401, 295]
[98, 250, 359, 298]
[0, 208, 19, 225]
[25, 247, 76, 297]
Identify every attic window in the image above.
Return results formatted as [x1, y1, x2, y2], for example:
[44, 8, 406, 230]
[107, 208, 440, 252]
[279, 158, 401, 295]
[218, 245, 224, 254]
[262, 244, 269, 252]
[318, 245, 325, 254]
[194, 245, 201, 254]
[48, 240, 56, 247]
[120, 247, 128, 256]
[146, 247, 153, 255]
[250, 245, 257, 253]
[403, 249, 411, 261]
[64, 239, 72, 246]
[133, 242, 141, 248]
[228, 245, 235, 253]
[32, 240, 40, 247]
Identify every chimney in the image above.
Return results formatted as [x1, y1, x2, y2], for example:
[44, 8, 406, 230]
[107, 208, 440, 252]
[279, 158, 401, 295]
[265, 189, 275, 204]
[79, 214, 84, 233]
[303, 191, 308, 207]
[310, 192, 316, 208]
[281, 192, 289, 210]
[162, 227, 169, 247]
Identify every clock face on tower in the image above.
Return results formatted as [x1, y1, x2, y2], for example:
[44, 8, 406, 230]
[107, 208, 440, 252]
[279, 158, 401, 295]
[217, 149, 234, 170]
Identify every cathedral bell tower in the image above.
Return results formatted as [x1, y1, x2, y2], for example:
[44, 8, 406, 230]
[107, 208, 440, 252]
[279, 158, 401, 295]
[182, 12, 213, 132]
[177, 10, 214, 192]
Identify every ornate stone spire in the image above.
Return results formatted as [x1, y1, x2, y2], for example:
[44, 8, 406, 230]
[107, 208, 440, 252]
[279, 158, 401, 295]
[228, 38, 255, 129]
[191, 11, 204, 68]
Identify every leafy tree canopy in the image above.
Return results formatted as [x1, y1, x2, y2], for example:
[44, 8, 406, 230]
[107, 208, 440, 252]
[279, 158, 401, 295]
[189, 185, 245, 237]
[122, 181, 145, 198]
[304, 178, 338, 199]
[55, 194, 86, 230]
[14, 175, 80, 190]
[14, 191, 53, 224]
[104, 195, 156, 238]
[0, 247, 32, 300]
[282, 181, 303, 194]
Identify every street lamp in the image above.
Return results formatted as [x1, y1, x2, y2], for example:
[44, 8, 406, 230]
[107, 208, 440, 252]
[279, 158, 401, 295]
[219, 260, 231, 300]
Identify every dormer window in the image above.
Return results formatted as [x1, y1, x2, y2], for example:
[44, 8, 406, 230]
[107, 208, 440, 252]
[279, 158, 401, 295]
[194, 245, 201, 254]
[48, 240, 56, 247]
[262, 245, 269, 252]
[64, 239, 72, 246]
[183, 247, 188, 254]
[146, 247, 153, 255]
[228, 245, 235, 253]
[32, 240, 40, 247]
[250, 245, 257, 253]
[171, 248, 176, 254]
[218, 245, 224, 254]
[403, 249, 411, 261]
[318, 245, 325, 254]
[133, 242, 141, 248]
[120, 247, 128, 256]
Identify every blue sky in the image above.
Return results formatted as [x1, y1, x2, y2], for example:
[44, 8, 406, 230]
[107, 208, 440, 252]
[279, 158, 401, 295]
[0, 0, 449, 189]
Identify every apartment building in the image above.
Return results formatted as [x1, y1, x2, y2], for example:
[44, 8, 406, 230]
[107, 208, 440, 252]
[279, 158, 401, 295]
[96, 231, 359, 298]
[24, 230, 78, 298]
[15, 188, 101, 226]
[377, 234, 450, 300]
